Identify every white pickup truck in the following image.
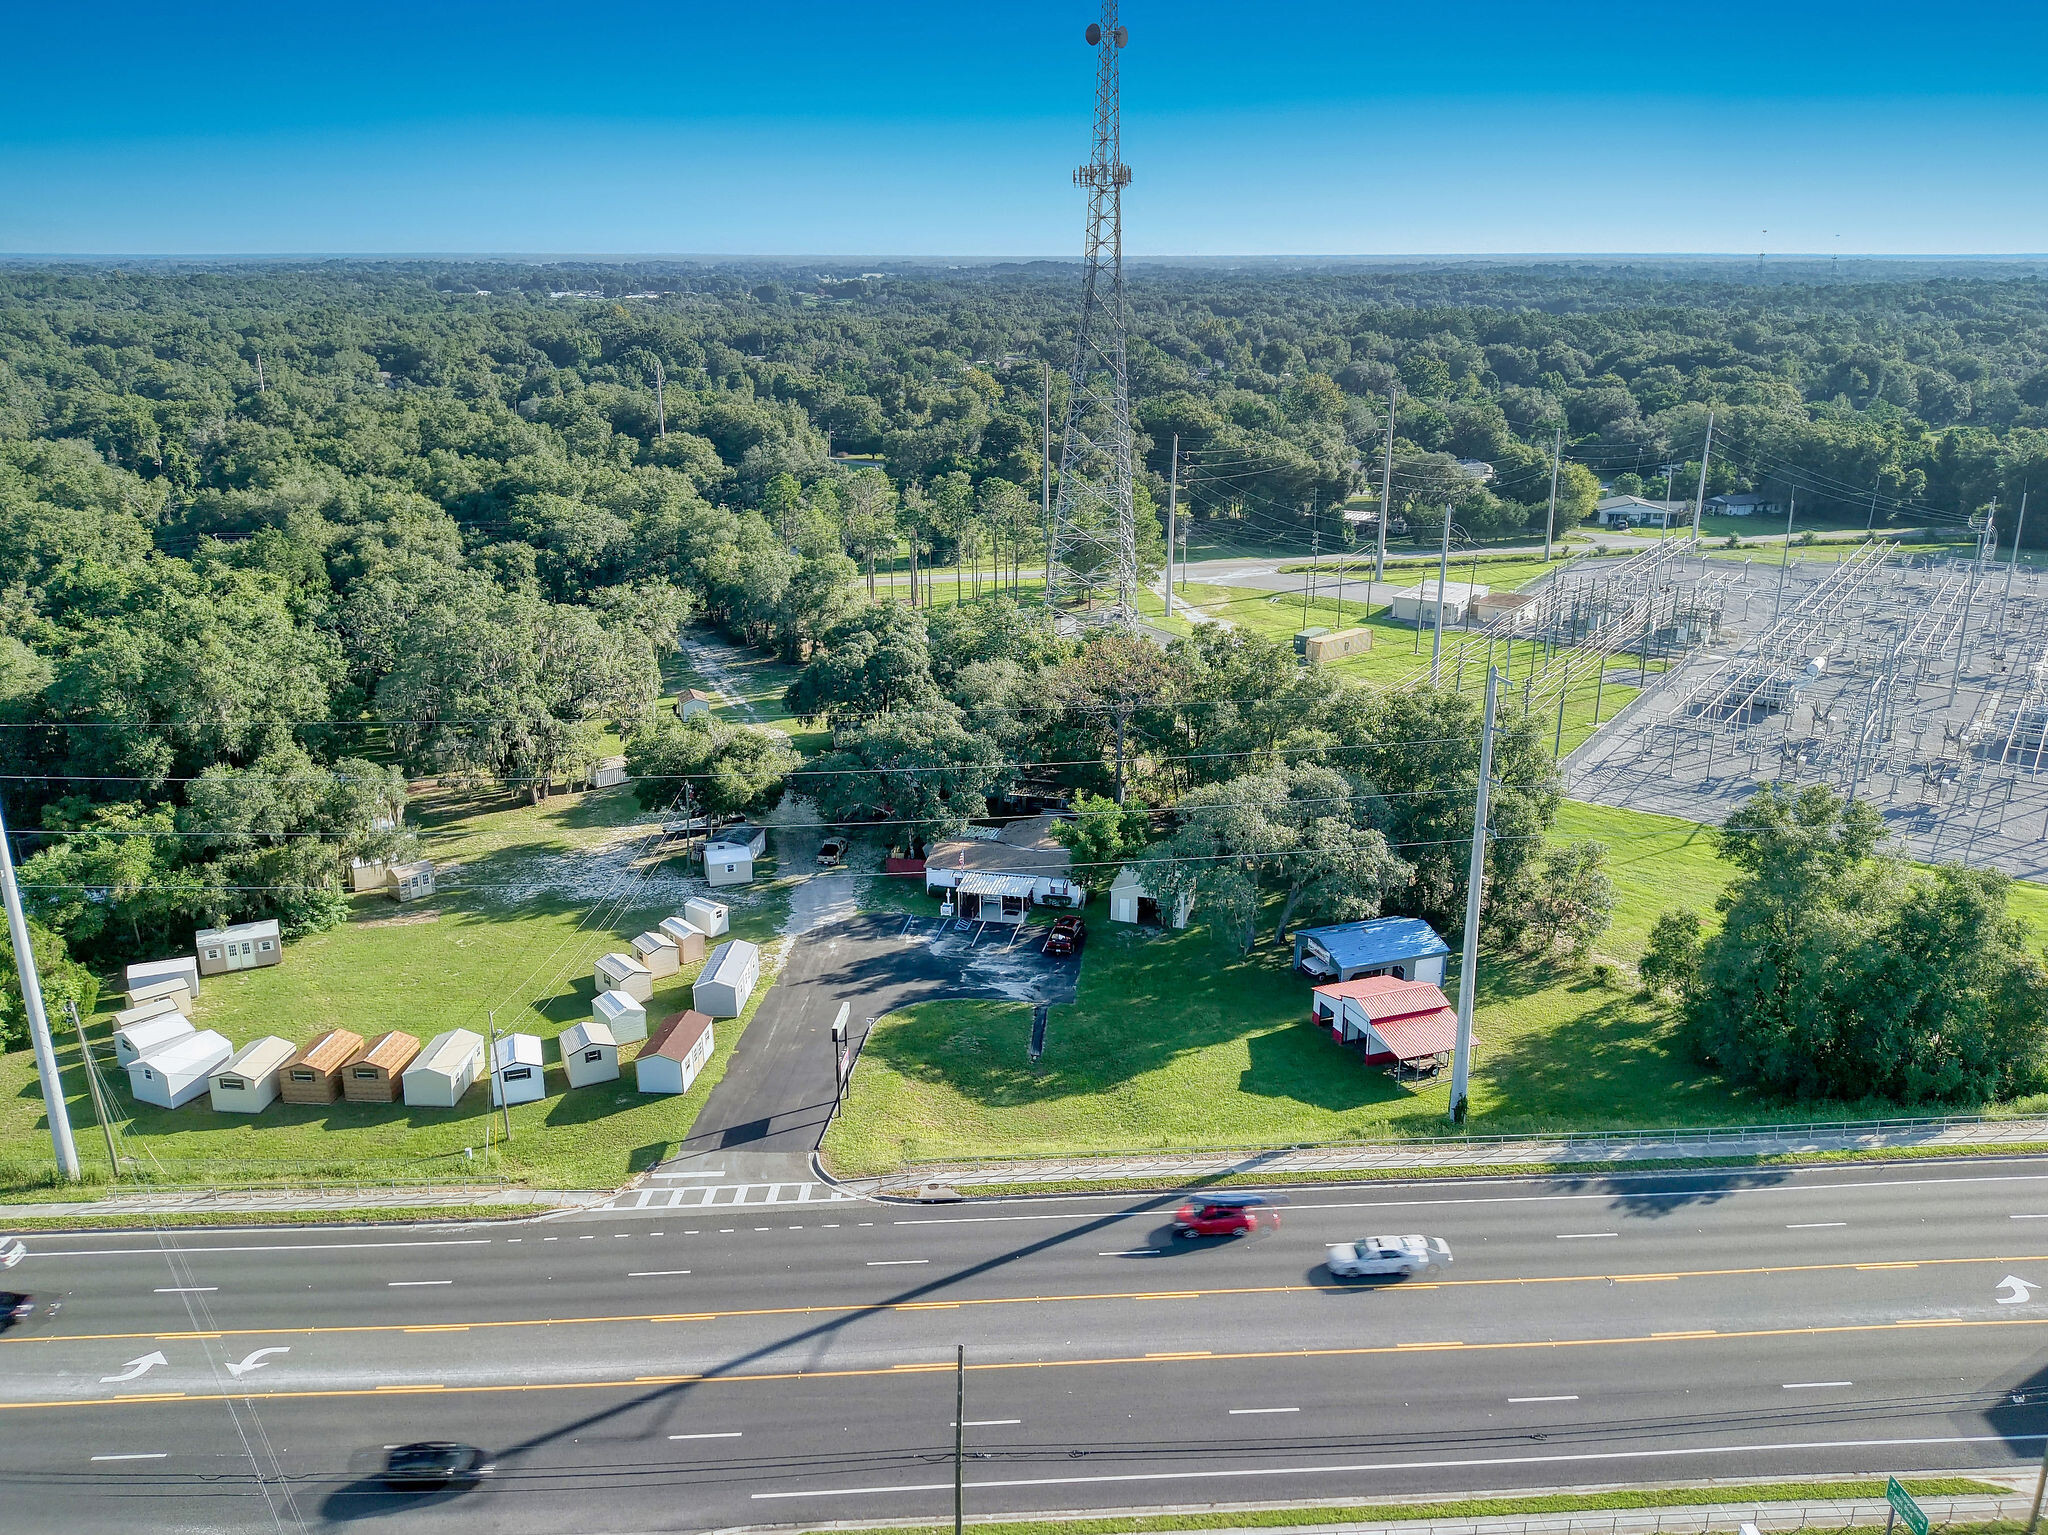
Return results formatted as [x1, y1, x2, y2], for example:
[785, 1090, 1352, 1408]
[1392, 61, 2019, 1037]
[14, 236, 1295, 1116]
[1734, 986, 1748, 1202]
[1326, 1233, 1452, 1279]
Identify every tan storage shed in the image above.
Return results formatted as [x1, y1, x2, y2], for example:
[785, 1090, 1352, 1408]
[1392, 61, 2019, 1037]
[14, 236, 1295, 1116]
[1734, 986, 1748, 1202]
[657, 916, 708, 963]
[683, 898, 729, 938]
[128, 976, 195, 1017]
[115, 1012, 196, 1068]
[1302, 626, 1373, 663]
[280, 1029, 364, 1104]
[593, 988, 648, 1043]
[195, 918, 283, 976]
[402, 1029, 485, 1108]
[124, 956, 200, 1001]
[595, 951, 654, 1003]
[631, 929, 681, 978]
[113, 994, 183, 1035]
[637, 1010, 715, 1096]
[341, 1030, 420, 1103]
[387, 859, 436, 902]
[208, 1036, 297, 1114]
[559, 1019, 620, 1089]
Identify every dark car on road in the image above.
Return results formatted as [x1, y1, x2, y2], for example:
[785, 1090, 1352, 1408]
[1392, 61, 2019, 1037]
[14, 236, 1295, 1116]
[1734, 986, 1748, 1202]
[1172, 1193, 1279, 1238]
[1042, 915, 1087, 957]
[379, 1442, 488, 1490]
[0, 1292, 32, 1332]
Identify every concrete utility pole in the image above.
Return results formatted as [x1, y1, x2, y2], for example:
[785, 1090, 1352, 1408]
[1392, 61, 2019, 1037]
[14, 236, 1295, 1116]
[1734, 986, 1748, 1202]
[1690, 410, 1716, 539]
[1042, 362, 1054, 599]
[1543, 423, 1561, 564]
[1867, 488, 1879, 531]
[1449, 665, 1500, 1125]
[1772, 491, 1797, 624]
[1432, 506, 1452, 685]
[1163, 432, 1178, 617]
[653, 359, 667, 439]
[2008, 488, 2030, 604]
[1375, 387, 1396, 586]
[0, 792, 79, 1181]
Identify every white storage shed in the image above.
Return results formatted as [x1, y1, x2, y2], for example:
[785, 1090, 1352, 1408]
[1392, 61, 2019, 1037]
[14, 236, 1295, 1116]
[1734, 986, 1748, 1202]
[128, 976, 195, 1016]
[559, 1019, 620, 1088]
[594, 951, 654, 1003]
[113, 994, 183, 1035]
[490, 1034, 547, 1107]
[401, 1028, 486, 1108]
[124, 956, 200, 1001]
[208, 1036, 297, 1114]
[692, 939, 760, 1019]
[592, 757, 629, 788]
[115, 1012, 196, 1068]
[128, 1030, 234, 1109]
[1108, 865, 1192, 929]
[684, 898, 729, 938]
[631, 929, 681, 978]
[702, 825, 767, 887]
[593, 988, 648, 1043]
[638, 1010, 715, 1095]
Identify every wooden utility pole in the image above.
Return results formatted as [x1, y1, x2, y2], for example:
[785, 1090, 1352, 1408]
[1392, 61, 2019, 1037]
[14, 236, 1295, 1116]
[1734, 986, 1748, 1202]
[653, 359, 667, 439]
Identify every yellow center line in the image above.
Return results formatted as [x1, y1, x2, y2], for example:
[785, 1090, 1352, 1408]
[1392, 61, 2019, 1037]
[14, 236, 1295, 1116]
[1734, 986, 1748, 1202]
[9, 1251, 2038, 1348]
[10, 1313, 2047, 1415]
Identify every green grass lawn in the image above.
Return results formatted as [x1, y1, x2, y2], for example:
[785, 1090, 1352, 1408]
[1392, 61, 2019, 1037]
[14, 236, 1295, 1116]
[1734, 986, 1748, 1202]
[821, 799, 2048, 1175]
[0, 784, 794, 1195]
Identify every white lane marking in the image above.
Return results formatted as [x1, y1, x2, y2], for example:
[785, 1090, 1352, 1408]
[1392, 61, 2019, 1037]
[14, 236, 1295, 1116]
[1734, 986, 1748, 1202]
[153, 1287, 216, 1294]
[1999, 1275, 2042, 1304]
[98, 1352, 167, 1384]
[1229, 1407, 1300, 1415]
[2013, 1214, 2048, 1220]
[30, 1238, 491, 1259]
[958, 1419, 1021, 1427]
[1556, 1233, 1617, 1240]
[669, 1431, 743, 1440]
[867, 1259, 930, 1267]
[1782, 1381, 1853, 1389]
[628, 1270, 693, 1278]
[748, 1430, 2048, 1500]
[387, 1280, 453, 1288]
[1099, 1249, 1158, 1257]
[1509, 1395, 1579, 1403]
[225, 1347, 290, 1378]
[90, 1452, 167, 1461]
[1787, 1222, 1847, 1229]
[652, 1170, 727, 1179]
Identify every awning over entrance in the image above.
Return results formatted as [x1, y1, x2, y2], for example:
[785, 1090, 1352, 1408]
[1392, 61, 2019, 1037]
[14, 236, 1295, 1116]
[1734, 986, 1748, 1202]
[957, 871, 1039, 899]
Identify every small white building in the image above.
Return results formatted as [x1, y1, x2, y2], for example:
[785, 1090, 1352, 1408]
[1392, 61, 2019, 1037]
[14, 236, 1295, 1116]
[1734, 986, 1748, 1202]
[559, 1018, 620, 1088]
[593, 987, 648, 1043]
[128, 976, 195, 1016]
[674, 687, 719, 721]
[128, 1030, 234, 1109]
[1388, 580, 1490, 626]
[208, 1036, 297, 1114]
[195, 919, 282, 976]
[595, 951, 654, 1003]
[1108, 865, 1192, 929]
[683, 898, 728, 938]
[401, 1028, 486, 1108]
[386, 859, 436, 902]
[489, 1033, 547, 1107]
[113, 994, 183, 1034]
[703, 825, 767, 887]
[631, 930, 681, 978]
[592, 756, 629, 789]
[124, 956, 199, 1001]
[657, 916, 708, 964]
[115, 1011, 195, 1067]
[637, 1010, 715, 1095]
[693, 939, 760, 1019]
[1595, 494, 1691, 529]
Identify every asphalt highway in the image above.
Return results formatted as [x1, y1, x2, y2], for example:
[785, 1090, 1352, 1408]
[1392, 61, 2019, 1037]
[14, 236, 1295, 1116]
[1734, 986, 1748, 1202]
[10, 1159, 2048, 1532]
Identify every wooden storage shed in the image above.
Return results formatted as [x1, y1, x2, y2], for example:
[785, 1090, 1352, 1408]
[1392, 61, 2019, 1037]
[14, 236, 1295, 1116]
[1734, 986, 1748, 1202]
[692, 939, 760, 1019]
[115, 1012, 196, 1067]
[386, 859, 436, 903]
[631, 929, 681, 978]
[559, 1019, 620, 1089]
[128, 976, 194, 1017]
[656, 916, 708, 963]
[490, 1034, 546, 1107]
[341, 1030, 421, 1103]
[280, 1028, 364, 1104]
[595, 951, 654, 1003]
[593, 988, 648, 1043]
[128, 1030, 234, 1109]
[683, 898, 729, 938]
[195, 918, 282, 976]
[637, 1010, 715, 1096]
[124, 956, 200, 1001]
[402, 1028, 485, 1108]
[208, 1036, 297, 1114]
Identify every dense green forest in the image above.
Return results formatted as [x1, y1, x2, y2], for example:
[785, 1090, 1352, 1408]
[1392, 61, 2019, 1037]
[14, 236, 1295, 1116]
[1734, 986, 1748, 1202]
[9, 257, 2048, 1059]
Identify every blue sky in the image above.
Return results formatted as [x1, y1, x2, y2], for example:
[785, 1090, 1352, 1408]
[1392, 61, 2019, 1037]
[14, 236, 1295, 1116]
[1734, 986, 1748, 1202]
[2, 0, 2044, 256]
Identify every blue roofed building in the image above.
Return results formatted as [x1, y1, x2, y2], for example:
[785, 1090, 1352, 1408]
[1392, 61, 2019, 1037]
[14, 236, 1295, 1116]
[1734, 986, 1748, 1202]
[1291, 916, 1449, 987]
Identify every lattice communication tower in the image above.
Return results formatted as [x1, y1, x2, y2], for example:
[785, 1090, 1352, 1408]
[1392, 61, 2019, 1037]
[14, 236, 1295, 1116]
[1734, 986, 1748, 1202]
[1048, 3, 1138, 629]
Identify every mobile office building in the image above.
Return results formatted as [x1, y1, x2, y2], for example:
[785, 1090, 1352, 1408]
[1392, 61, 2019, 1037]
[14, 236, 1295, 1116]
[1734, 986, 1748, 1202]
[124, 956, 200, 1001]
[637, 1010, 715, 1095]
[113, 995, 183, 1035]
[593, 988, 648, 1043]
[402, 1029, 486, 1108]
[128, 976, 194, 1016]
[490, 1034, 547, 1106]
[631, 930, 681, 978]
[128, 1030, 234, 1109]
[208, 1035, 297, 1114]
[386, 859, 436, 903]
[341, 1030, 421, 1104]
[280, 1028, 365, 1104]
[683, 898, 728, 938]
[115, 1012, 195, 1068]
[195, 918, 283, 976]
[594, 951, 654, 1002]
[559, 1019, 620, 1089]
[692, 939, 760, 1019]
[657, 916, 708, 964]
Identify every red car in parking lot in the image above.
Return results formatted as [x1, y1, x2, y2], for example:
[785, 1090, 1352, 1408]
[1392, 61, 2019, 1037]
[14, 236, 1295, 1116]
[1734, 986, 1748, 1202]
[1042, 915, 1087, 957]
[1171, 1194, 1279, 1238]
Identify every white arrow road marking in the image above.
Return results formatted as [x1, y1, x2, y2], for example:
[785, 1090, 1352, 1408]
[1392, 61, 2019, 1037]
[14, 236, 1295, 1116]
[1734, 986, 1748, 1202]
[1998, 1275, 2041, 1305]
[225, 1347, 290, 1378]
[99, 1351, 168, 1385]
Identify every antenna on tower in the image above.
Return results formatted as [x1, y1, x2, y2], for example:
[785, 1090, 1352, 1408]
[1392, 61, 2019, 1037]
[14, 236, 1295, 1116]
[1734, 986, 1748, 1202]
[1048, 2, 1137, 631]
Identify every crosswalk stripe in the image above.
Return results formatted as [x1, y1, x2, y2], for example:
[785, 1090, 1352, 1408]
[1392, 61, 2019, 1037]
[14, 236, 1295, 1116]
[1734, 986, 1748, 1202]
[591, 1182, 859, 1213]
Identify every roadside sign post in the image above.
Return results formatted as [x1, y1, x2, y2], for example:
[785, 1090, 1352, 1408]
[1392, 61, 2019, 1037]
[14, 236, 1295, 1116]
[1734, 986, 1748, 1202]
[1886, 1477, 1928, 1535]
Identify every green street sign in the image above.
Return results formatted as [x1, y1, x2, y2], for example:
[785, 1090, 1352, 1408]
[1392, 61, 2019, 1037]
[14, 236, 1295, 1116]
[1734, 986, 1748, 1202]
[1887, 1476, 1930, 1535]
